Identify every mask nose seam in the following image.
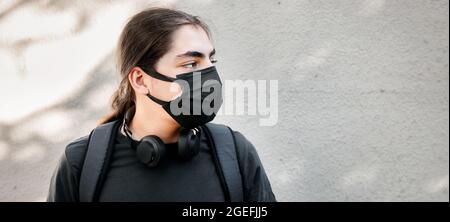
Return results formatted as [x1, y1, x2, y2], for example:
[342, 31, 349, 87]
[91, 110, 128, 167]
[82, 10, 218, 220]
[175, 66, 217, 78]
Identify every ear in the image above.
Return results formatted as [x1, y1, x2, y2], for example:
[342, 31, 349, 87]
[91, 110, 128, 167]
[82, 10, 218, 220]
[128, 67, 151, 95]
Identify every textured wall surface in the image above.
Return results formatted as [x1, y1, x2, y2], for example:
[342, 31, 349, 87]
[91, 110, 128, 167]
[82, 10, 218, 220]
[0, 0, 448, 201]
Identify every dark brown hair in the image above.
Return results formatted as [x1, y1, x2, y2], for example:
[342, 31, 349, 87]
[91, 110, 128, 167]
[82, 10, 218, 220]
[98, 7, 211, 124]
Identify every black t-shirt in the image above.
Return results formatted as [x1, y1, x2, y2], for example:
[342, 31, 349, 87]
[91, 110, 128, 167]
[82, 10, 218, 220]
[47, 124, 276, 202]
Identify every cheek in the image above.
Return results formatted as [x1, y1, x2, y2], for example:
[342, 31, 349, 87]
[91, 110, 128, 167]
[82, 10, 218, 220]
[153, 80, 182, 100]
[167, 82, 182, 98]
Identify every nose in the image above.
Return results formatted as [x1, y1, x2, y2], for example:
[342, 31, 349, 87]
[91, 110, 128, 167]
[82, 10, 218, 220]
[203, 59, 214, 68]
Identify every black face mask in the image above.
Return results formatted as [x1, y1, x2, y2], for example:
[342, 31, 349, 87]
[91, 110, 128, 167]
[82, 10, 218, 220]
[141, 65, 223, 129]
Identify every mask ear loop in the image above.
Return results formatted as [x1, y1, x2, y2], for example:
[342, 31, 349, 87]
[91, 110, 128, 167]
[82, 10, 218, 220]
[140, 66, 177, 82]
[146, 89, 171, 106]
[140, 66, 177, 106]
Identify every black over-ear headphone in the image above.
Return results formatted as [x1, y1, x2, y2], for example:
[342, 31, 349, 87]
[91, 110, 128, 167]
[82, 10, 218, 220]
[122, 106, 202, 168]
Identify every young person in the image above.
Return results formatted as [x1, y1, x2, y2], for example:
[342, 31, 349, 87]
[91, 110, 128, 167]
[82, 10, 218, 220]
[47, 7, 276, 202]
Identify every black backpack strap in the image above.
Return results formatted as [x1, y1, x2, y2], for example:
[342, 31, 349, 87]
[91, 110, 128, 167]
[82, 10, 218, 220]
[204, 123, 244, 202]
[79, 120, 120, 202]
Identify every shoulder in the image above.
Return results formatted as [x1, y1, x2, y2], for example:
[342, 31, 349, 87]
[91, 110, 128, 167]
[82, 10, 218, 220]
[204, 123, 258, 157]
[229, 129, 260, 166]
[47, 135, 90, 202]
[63, 134, 90, 174]
[228, 127, 277, 202]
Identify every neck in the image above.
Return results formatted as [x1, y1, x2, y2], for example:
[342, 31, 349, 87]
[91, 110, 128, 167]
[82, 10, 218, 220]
[129, 103, 180, 143]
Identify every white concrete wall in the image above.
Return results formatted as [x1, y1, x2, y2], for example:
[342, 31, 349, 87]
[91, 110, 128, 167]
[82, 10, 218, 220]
[0, 0, 448, 201]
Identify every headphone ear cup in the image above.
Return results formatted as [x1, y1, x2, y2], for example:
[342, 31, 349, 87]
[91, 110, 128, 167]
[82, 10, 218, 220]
[136, 136, 166, 168]
[178, 128, 201, 160]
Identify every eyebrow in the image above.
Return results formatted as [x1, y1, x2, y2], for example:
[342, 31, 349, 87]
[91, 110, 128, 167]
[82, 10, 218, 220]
[176, 48, 215, 59]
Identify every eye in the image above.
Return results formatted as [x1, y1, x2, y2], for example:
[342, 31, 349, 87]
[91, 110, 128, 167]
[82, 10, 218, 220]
[182, 62, 197, 69]
[210, 58, 218, 64]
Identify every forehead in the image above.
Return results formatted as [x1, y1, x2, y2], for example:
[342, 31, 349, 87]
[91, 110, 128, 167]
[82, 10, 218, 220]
[167, 25, 213, 56]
